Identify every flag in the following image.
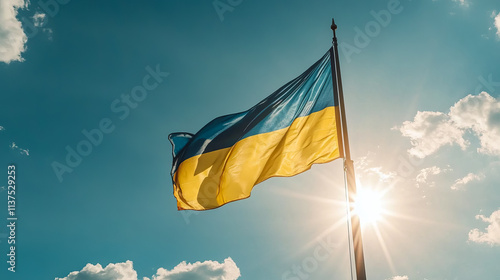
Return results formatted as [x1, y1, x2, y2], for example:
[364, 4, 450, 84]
[169, 48, 342, 210]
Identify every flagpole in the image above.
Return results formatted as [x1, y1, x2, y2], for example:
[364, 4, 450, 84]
[331, 18, 368, 280]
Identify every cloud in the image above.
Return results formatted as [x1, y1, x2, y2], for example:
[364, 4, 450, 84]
[0, 0, 28, 63]
[356, 154, 396, 183]
[55, 261, 137, 280]
[32, 11, 53, 39]
[468, 209, 500, 246]
[397, 111, 467, 158]
[416, 166, 450, 187]
[2, 131, 30, 155]
[364, 166, 395, 182]
[33, 12, 46, 27]
[55, 258, 241, 280]
[386, 276, 409, 280]
[493, 11, 500, 38]
[453, 0, 469, 7]
[449, 92, 500, 155]
[397, 92, 500, 158]
[150, 258, 240, 280]
[450, 172, 484, 190]
[10, 142, 29, 156]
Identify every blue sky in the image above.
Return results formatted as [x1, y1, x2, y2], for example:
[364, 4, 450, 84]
[1, 0, 500, 279]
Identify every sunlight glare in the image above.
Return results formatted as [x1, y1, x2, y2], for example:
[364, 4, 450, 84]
[353, 187, 385, 226]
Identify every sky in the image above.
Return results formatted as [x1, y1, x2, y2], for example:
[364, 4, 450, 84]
[1, 0, 500, 279]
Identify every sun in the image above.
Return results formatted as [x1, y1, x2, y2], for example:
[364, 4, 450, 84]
[353, 187, 386, 226]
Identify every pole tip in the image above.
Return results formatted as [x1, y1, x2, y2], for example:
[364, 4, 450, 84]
[331, 18, 337, 31]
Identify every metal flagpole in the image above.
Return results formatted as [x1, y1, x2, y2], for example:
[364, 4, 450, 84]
[330, 18, 368, 280]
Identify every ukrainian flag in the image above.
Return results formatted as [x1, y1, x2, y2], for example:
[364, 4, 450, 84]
[169, 49, 342, 210]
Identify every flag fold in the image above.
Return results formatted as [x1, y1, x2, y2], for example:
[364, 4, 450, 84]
[169, 49, 342, 210]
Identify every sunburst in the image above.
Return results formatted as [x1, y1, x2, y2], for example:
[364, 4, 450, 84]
[352, 186, 387, 226]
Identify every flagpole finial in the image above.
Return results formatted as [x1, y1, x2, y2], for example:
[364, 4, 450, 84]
[331, 18, 338, 44]
[331, 18, 337, 31]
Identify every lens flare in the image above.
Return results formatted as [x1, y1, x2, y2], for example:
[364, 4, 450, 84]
[353, 187, 385, 226]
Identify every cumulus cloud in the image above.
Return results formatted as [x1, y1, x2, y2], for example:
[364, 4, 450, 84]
[416, 166, 450, 187]
[150, 258, 240, 280]
[450, 92, 500, 155]
[0, 0, 28, 63]
[493, 11, 500, 38]
[386, 276, 409, 280]
[450, 172, 484, 190]
[397, 111, 468, 158]
[55, 258, 241, 280]
[9, 142, 29, 156]
[0, 126, 4, 131]
[55, 261, 137, 280]
[468, 209, 500, 246]
[397, 92, 500, 158]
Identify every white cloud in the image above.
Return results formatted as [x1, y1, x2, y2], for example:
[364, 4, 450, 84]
[398, 92, 500, 158]
[416, 166, 450, 187]
[356, 154, 396, 183]
[493, 11, 500, 38]
[55, 258, 241, 280]
[386, 276, 409, 280]
[44, 27, 54, 40]
[453, 0, 469, 7]
[397, 111, 467, 158]
[33, 12, 46, 27]
[150, 258, 240, 280]
[365, 166, 395, 182]
[450, 172, 484, 190]
[0, 0, 28, 63]
[33, 11, 53, 39]
[468, 209, 500, 246]
[449, 92, 500, 155]
[9, 141, 29, 156]
[55, 261, 137, 280]
[0, 126, 4, 131]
